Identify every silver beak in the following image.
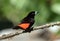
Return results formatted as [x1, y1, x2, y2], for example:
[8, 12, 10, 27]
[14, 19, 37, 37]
[35, 11, 39, 14]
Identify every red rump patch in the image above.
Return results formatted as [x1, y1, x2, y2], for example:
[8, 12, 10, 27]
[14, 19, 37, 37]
[18, 23, 30, 29]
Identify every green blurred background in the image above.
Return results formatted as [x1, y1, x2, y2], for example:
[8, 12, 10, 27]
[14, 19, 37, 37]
[0, 0, 60, 30]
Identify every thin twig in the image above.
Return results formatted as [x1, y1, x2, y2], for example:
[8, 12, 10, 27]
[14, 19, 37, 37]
[0, 21, 60, 40]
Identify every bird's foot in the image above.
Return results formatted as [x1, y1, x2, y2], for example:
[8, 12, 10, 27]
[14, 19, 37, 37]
[22, 27, 33, 33]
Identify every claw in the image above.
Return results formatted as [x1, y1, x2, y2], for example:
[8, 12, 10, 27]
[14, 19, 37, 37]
[22, 27, 33, 33]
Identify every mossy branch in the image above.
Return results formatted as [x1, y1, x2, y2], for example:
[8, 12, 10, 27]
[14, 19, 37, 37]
[0, 21, 60, 40]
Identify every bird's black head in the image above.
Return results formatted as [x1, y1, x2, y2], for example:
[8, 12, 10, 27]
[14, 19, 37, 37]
[27, 11, 38, 18]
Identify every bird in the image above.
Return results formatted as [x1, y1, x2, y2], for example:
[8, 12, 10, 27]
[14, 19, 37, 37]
[13, 11, 38, 33]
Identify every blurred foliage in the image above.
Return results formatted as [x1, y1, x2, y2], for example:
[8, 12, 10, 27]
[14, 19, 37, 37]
[0, 0, 60, 34]
[56, 29, 60, 35]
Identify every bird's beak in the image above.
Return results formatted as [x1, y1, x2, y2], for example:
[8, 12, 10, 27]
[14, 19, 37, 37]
[35, 11, 39, 15]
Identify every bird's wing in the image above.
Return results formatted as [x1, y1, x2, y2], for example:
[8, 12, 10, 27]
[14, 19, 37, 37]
[18, 23, 30, 30]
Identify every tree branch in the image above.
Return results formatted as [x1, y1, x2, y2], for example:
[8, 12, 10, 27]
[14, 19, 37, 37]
[0, 21, 60, 40]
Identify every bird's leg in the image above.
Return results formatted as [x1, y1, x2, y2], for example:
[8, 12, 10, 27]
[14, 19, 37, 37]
[22, 27, 34, 33]
[30, 26, 34, 31]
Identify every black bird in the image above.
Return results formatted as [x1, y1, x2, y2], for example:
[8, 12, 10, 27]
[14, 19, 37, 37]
[13, 11, 38, 33]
